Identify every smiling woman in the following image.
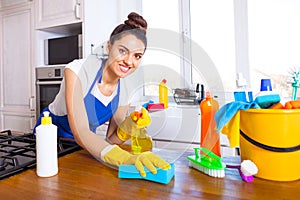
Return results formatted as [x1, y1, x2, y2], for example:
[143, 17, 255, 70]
[33, 12, 171, 177]
[105, 34, 145, 78]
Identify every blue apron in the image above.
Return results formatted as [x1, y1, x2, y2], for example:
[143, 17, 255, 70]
[34, 61, 120, 139]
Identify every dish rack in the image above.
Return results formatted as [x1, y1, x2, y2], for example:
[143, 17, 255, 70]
[173, 88, 198, 105]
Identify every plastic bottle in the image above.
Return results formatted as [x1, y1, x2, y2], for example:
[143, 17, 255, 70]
[254, 78, 280, 108]
[131, 106, 153, 154]
[36, 111, 58, 177]
[200, 92, 221, 156]
[234, 73, 253, 102]
[159, 79, 168, 108]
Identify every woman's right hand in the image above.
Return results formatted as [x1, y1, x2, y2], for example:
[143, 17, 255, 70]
[117, 107, 151, 141]
[101, 145, 170, 177]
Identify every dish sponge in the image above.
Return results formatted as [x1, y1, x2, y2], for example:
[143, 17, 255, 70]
[118, 163, 175, 184]
[254, 93, 280, 108]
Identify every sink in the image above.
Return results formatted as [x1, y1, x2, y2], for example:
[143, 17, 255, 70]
[147, 106, 200, 144]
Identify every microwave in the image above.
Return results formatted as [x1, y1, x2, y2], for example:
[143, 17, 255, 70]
[45, 34, 83, 65]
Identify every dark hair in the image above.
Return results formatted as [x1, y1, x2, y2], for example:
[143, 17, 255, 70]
[110, 12, 147, 48]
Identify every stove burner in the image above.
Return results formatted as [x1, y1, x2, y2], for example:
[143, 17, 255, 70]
[0, 130, 81, 180]
[0, 158, 8, 171]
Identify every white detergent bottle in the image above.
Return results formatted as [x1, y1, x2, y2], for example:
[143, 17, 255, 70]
[36, 111, 58, 177]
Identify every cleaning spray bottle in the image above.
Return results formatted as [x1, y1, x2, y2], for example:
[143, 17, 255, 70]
[234, 73, 253, 102]
[131, 106, 153, 154]
[200, 92, 221, 156]
[35, 111, 58, 177]
[159, 79, 168, 108]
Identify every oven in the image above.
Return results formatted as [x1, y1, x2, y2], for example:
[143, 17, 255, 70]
[36, 66, 65, 117]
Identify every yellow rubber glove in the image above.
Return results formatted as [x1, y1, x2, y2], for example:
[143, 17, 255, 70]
[101, 145, 171, 177]
[117, 107, 151, 142]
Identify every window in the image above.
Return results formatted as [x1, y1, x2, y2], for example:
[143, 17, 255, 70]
[141, 0, 181, 97]
[248, 0, 300, 99]
[142, 0, 236, 103]
[141, 0, 299, 102]
[190, 0, 236, 99]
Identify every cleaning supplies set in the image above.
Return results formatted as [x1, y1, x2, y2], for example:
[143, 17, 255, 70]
[187, 91, 258, 182]
[214, 72, 300, 181]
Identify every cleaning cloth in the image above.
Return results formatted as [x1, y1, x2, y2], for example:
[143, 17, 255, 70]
[215, 101, 259, 147]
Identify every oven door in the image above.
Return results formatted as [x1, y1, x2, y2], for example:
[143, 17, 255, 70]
[36, 79, 62, 117]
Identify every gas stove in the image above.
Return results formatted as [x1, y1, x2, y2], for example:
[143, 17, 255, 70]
[0, 130, 82, 180]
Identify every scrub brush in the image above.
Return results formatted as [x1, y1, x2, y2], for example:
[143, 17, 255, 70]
[226, 160, 258, 182]
[187, 147, 226, 178]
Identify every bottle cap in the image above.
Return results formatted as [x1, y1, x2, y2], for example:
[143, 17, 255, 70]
[41, 111, 52, 125]
[162, 79, 167, 84]
[205, 91, 211, 98]
[260, 79, 272, 91]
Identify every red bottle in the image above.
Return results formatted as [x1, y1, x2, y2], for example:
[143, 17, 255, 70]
[200, 92, 221, 156]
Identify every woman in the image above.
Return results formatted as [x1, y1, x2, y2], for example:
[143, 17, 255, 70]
[35, 12, 170, 177]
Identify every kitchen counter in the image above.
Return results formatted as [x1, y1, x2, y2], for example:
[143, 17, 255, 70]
[0, 147, 299, 200]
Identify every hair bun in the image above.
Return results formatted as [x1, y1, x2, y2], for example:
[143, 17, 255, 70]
[125, 12, 147, 32]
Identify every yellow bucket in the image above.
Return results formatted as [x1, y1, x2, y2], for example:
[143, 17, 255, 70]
[240, 109, 300, 181]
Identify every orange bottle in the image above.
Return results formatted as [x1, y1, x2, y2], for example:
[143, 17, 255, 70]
[200, 92, 221, 156]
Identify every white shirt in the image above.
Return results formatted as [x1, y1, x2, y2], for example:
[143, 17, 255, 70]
[48, 55, 130, 116]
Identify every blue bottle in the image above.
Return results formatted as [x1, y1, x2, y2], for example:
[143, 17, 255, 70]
[234, 73, 253, 102]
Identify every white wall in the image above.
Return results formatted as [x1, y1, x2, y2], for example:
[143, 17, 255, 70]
[82, 0, 142, 57]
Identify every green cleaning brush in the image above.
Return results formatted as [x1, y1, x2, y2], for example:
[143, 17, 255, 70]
[187, 147, 226, 178]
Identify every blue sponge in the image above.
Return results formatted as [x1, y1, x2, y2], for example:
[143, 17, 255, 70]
[254, 94, 280, 108]
[118, 163, 175, 184]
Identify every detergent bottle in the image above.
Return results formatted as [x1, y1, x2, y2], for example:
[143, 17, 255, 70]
[35, 111, 58, 177]
[200, 92, 221, 156]
[159, 79, 168, 108]
[234, 73, 253, 102]
[254, 78, 280, 108]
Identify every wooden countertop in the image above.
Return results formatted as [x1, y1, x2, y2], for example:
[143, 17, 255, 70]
[0, 147, 299, 200]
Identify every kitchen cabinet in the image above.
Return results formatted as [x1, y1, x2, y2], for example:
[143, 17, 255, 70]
[0, 2, 36, 132]
[35, 0, 83, 29]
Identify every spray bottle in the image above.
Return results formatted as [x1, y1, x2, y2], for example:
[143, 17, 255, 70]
[35, 111, 58, 177]
[234, 73, 253, 102]
[159, 79, 168, 108]
[131, 106, 153, 154]
[200, 92, 221, 156]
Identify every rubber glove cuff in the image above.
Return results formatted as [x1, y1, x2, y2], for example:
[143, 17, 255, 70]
[101, 145, 132, 166]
